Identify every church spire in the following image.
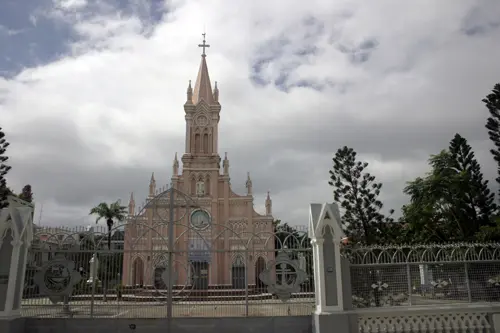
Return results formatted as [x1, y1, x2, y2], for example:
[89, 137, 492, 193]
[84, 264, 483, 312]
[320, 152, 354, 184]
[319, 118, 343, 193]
[173, 152, 179, 175]
[149, 172, 156, 197]
[128, 192, 135, 215]
[192, 33, 215, 105]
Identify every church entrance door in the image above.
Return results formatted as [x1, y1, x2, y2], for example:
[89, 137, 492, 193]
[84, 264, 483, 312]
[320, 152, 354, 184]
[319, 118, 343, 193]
[132, 257, 144, 286]
[192, 261, 209, 290]
[231, 266, 246, 289]
[255, 257, 266, 291]
[231, 256, 246, 289]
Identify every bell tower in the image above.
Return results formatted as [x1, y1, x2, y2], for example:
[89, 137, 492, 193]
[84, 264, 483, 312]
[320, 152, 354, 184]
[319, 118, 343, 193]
[181, 34, 222, 196]
[183, 33, 221, 158]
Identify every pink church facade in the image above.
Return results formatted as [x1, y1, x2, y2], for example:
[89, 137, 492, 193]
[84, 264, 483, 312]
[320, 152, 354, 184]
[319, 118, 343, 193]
[121, 39, 275, 289]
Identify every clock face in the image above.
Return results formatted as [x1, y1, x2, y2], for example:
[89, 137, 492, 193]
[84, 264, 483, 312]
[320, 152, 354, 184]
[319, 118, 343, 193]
[190, 210, 210, 229]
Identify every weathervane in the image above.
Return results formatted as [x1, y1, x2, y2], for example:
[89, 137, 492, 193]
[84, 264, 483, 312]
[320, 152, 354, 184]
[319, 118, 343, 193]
[198, 32, 210, 57]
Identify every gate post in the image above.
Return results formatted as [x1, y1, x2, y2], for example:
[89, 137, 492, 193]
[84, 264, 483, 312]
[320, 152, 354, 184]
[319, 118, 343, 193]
[308, 203, 358, 333]
[0, 196, 34, 332]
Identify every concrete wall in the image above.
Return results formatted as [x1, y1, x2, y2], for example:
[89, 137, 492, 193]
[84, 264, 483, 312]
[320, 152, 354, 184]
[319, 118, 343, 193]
[3, 316, 311, 333]
[0, 318, 26, 333]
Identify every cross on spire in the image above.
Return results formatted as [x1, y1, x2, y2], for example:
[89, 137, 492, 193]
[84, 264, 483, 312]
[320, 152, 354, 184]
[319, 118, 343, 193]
[198, 33, 210, 57]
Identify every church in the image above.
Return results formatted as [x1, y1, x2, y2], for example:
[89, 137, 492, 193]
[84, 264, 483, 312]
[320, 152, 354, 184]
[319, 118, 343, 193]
[121, 35, 275, 290]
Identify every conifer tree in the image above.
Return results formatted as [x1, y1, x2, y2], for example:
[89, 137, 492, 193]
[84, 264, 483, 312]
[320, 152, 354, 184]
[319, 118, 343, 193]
[403, 134, 496, 242]
[448, 134, 496, 228]
[328, 146, 394, 245]
[0, 127, 11, 209]
[483, 83, 500, 201]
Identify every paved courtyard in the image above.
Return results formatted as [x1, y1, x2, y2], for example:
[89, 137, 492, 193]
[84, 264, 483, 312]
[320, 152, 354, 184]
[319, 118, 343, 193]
[21, 298, 316, 318]
[20, 293, 473, 319]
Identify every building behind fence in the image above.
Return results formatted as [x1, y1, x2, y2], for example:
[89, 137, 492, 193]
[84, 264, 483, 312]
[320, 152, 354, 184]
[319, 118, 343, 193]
[20, 220, 314, 319]
[3, 198, 500, 333]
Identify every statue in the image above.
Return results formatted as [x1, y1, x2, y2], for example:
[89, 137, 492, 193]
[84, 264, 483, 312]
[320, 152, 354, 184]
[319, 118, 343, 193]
[87, 254, 100, 284]
[196, 181, 205, 196]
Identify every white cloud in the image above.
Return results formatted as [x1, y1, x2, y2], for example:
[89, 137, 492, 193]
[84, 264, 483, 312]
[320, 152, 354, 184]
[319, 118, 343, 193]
[53, 0, 87, 10]
[2, 0, 500, 227]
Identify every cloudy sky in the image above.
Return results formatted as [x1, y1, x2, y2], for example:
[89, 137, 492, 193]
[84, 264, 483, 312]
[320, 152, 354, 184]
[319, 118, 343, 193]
[1, 0, 500, 228]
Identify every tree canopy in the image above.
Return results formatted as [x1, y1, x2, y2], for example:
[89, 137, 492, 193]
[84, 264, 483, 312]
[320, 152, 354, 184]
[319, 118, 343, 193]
[401, 134, 496, 243]
[18, 184, 34, 203]
[329, 133, 499, 244]
[328, 83, 500, 245]
[89, 200, 127, 249]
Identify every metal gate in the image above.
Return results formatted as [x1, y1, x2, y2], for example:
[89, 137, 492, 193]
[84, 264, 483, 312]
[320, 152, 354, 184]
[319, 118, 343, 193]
[21, 187, 314, 321]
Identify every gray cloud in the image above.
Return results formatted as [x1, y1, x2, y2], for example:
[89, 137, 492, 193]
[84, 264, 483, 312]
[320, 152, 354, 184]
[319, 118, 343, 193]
[1, 0, 500, 228]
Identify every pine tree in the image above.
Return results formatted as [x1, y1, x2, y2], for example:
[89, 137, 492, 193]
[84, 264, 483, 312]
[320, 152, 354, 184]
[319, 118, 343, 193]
[328, 146, 395, 245]
[483, 83, 500, 201]
[0, 127, 11, 209]
[19, 184, 33, 203]
[403, 134, 496, 242]
[448, 134, 496, 229]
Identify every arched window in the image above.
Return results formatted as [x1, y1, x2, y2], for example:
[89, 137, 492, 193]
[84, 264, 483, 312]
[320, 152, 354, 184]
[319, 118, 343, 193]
[205, 177, 210, 195]
[194, 134, 201, 153]
[191, 178, 196, 195]
[203, 133, 209, 153]
[233, 256, 245, 267]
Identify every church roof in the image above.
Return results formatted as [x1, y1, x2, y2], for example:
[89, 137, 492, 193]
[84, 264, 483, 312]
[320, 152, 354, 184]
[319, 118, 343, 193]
[192, 55, 214, 105]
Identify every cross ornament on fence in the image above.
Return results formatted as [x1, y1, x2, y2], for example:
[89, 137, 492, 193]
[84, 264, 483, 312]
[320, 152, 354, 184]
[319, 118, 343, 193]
[431, 279, 450, 288]
[488, 276, 500, 287]
[259, 252, 307, 302]
[277, 262, 293, 286]
[371, 281, 389, 292]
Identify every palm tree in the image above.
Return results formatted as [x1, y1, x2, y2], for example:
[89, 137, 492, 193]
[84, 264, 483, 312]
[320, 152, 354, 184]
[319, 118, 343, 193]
[89, 200, 127, 302]
[89, 200, 127, 250]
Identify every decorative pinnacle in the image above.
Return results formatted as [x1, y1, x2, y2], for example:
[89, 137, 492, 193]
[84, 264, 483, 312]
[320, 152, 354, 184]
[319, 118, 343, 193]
[246, 172, 252, 194]
[198, 32, 210, 57]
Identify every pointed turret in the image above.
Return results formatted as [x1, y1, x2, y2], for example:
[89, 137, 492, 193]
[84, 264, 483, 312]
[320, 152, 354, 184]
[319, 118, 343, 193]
[265, 191, 272, 216]
[192, 33, 215, 105]
[186, 80, 193, 104]
[245, 172, 252, 195]
[223, 152, 229, 175]
[149, 172, 156, 197]
[173, 152, 179, 175]
[213, 81, 219, 102]
[128, 192, 135, 215]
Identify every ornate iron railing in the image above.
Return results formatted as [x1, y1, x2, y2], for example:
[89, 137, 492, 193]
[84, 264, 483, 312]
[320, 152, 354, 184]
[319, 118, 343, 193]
[20, 188, 314, 318]
[342, 243, 500, 308]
